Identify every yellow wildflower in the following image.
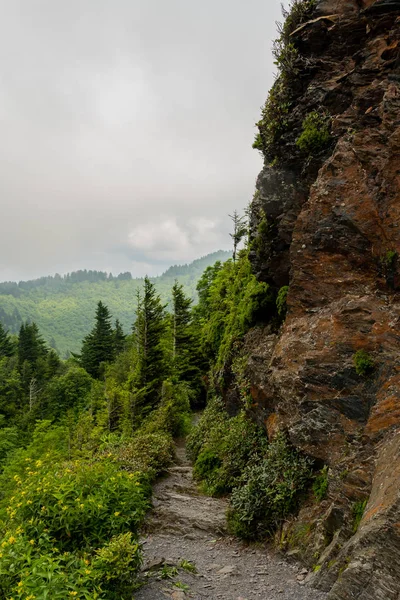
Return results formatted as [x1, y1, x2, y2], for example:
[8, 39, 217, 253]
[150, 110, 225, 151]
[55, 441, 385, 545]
[8, 536, 16, 545]
[29, 539, 35, 545]
[17, 580, 23, 587]
[35, 460, 42, 467]
[69, 592, 78, 596]
[114, 511, 120, 517]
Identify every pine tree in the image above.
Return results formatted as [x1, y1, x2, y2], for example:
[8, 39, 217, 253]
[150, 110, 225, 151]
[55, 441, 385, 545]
[17, 322, 48, 368]
[172, 281, 193, 373]
[80, 301, 115, 378]
[114, 319, 126, 355]
[134, 276, 166, 407]
[229, 210, 248, 263]
[171, 281, 204, 401]
[0, 323, 14, 358]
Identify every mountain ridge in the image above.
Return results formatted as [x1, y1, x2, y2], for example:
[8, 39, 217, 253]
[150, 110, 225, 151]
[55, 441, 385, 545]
[0, 250, 231, 356]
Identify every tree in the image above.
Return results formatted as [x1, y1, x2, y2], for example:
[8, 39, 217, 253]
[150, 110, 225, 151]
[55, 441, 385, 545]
[229, 210, 248, 263]
[171, 281, 204, 403]
[0, 323, 14, 358]
[80, 301, 115, 378]
[133, 277, 167, 407]
[114, 319, 126, 355]
[17, 322, 48, 369]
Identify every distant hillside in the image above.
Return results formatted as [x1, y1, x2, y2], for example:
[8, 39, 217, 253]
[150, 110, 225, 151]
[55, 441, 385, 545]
[0, 250, 230, 356]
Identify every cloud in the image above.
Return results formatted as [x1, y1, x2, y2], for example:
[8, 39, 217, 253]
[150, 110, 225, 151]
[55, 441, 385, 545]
[127, 217, 228, 263]
[0, 0, 283, 281]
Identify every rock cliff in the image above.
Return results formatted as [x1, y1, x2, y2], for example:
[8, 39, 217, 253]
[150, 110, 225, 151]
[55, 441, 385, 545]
[243, 0, 400, 597]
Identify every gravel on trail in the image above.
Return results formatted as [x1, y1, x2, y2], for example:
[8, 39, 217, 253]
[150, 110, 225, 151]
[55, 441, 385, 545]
[134, 439, 328, 600]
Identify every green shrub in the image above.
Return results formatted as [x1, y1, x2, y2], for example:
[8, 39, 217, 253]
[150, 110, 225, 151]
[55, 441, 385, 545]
[140, 380, 192, 438]
[188, 398, 268, 496]
[276, 286, 289, 319]
[296, 111, 331, 154]
[252, 132, 264, 151]
[313, 465, 329, 501]
[0, 454, 150, 599]
[228, 433, 313, 539]
[93, 532, 142, 598]
[193, 449, 222, 482]
[353, 350, 374, 376]
[104, 432, 174, 480]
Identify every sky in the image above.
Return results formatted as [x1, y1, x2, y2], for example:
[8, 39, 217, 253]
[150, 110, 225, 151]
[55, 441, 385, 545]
[0, 0, 283, 281]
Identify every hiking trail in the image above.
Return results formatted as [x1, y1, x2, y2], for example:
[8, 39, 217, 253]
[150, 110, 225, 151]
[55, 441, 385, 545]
[134, 435, 328, 600]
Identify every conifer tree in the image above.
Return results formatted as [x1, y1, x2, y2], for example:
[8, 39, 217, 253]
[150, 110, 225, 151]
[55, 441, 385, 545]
[134, 276, 166, 407]
[229, 210, 248, 263]
[172, 281, 194, 375]
[0, 323, 14, 358]
[171, 281, 205, 401]
[114, 319, 126, 355]
[17, 322, 48, 368]
[80, 301, 115, 378]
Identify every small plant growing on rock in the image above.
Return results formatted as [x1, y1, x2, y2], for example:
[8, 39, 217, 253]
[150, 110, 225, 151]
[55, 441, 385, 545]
[296, 111, 331, 154]
[352, 499, 367, 532]
[276, 286, 289, 319]
[179, 559, 197, 573]
[353, 350, 374, 376]
[313, 465, 329, 501]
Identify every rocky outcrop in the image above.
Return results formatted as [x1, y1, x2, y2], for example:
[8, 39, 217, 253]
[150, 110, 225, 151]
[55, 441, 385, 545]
[243, 0, 400, 597]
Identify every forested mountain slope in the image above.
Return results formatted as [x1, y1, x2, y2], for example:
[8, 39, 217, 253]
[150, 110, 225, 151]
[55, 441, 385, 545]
[0, 250, 230, 356]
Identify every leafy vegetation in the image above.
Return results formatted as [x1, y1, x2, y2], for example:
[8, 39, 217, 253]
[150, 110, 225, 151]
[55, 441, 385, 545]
[353, 350, 375, 376]
[296, 111, 331, 154]
[0, 268, 206, 597]
[313, 465, 329, 502]
[253, 0, 317, 161]
[352, 499, 367, 532]
[227, 433, 313, 539]
[188, 402, 268, 497]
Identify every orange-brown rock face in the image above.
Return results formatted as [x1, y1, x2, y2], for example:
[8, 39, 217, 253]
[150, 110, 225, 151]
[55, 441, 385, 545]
[247, 1, 400, 597]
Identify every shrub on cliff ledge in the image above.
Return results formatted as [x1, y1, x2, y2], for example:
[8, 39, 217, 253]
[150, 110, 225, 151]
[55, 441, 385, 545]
[228, 433, 313, 539]
[353, 349, 374, 376]
[296, 111, 331, 154]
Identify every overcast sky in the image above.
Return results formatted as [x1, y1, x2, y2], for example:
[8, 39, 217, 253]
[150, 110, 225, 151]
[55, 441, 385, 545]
[0, 0, 283, 281]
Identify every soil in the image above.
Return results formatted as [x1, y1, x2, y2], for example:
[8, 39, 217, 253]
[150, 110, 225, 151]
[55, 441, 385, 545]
[134, 439, 328, 600]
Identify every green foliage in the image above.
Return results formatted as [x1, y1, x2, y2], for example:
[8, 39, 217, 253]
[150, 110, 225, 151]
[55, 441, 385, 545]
[188, 397, 268, 496]
[252, 132, 263, 151]
[197, 252, 274, 367]
[0, 448, 150, 599]
[276, 286, 289, 319]
[0, 323, 14, 359]
[227, 433, 313, 539]
[296, 111, 331, 154]
[353, 350, 374, 376]
[313, 465, 329, 502]
[80, 301, 116, 379]
[134, 277, 167, 407]
[352, 499, 367, 532]
[45, 366, 93, 419]
[179, 559, 197, 573]
[254, 0, 317, 161]
[102, 433, 174, 481]
[140, 380, 192, 438]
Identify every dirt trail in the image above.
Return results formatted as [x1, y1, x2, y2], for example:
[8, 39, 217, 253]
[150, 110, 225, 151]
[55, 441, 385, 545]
[135, 439, 327, 600]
